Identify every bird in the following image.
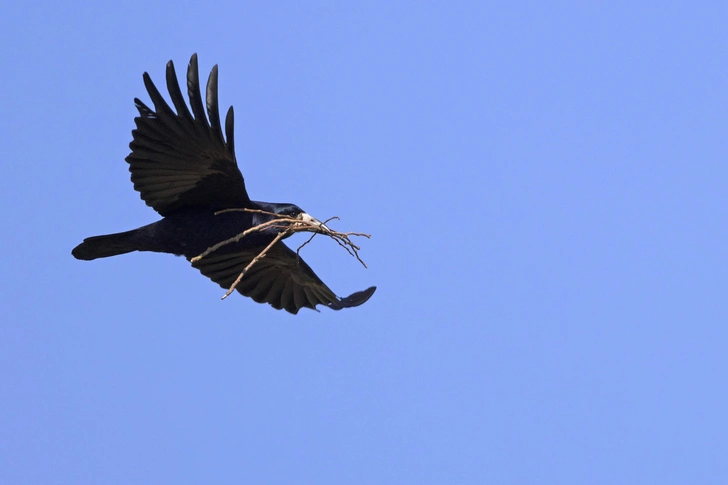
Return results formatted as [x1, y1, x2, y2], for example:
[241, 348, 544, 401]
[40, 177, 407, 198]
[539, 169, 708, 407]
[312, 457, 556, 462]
[72, 54, 375, 314]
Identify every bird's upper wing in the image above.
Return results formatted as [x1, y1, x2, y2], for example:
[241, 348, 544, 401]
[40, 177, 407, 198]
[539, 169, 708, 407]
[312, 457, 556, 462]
[191, 242, 376, 314]
[126, 54, 252, 216]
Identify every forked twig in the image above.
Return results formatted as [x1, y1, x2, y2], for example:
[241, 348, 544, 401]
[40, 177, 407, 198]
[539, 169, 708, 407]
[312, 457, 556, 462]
[295, 216, 341, 261]
[221, 229, 289, 300]
[191, 208, 371, 299]
[190, 218, 290, 263]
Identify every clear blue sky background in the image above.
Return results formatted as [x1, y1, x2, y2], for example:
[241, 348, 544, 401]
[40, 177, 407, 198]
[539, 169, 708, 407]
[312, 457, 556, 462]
[2, 1, 727, 483]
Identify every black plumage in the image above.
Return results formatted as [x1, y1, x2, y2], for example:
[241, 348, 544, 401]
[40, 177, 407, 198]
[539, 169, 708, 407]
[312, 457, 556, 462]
[72, 54, 375, 314]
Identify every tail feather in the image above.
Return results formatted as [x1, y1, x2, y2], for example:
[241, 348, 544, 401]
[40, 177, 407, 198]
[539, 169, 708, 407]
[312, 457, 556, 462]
[72, 230, 140, 261]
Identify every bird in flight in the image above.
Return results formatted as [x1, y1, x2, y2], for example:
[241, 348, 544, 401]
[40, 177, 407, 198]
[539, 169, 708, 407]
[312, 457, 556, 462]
[72, 54, 375, 314]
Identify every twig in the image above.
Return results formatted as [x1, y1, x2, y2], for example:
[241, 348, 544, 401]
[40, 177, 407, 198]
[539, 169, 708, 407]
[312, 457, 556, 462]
[296, 232, 318, 262]
[215, 208, 288, 218]
[221, 229, 289, 300]
[191, 208, 371, 299]
[190, 218, 286, 263]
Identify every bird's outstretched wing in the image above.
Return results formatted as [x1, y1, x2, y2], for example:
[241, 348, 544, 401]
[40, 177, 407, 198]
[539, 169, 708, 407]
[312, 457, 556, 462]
[191, 242, 377, 314]
[126, 54, 252, 216]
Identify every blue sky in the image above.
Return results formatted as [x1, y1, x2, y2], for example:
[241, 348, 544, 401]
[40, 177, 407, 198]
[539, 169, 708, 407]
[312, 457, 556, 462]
[2, 1, 728, 483]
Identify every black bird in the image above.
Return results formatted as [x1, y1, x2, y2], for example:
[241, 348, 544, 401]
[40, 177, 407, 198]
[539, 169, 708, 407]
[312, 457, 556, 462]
[72, 54, 375, 314]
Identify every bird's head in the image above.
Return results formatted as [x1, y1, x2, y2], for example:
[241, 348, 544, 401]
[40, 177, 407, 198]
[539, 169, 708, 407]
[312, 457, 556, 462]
[253, 202, 330, 235]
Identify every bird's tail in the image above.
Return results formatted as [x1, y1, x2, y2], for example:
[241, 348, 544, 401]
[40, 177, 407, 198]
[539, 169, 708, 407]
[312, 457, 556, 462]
[72, 229, 141, 261]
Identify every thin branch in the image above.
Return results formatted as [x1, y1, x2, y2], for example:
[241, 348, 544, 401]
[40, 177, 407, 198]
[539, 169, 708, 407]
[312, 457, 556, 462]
[221, 229, 289, 300]
[215, 208, 288, 218]
[191, 208, 371, 299]
[190, 218, 285, 263]
[296, 232, 318, 262]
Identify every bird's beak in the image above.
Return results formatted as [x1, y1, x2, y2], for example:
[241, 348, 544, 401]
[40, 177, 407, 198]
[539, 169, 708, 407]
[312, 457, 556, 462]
[299, 212, 331, 233]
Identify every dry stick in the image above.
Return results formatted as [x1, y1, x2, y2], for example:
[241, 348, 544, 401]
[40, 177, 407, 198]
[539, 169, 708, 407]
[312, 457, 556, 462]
[296, 232, 318, 262]
[190, 218, 287, 263]
[221, 229, 289, 300]
[191, 208, 371, 299]
[215, 208, 289, 218]
[294, 216, 342, 261]
[209, 209, 370, 266]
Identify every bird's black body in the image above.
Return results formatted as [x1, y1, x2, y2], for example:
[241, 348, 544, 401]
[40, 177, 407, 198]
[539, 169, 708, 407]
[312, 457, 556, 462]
[72, 54, 375, 314]
[74, 208, 263, 260]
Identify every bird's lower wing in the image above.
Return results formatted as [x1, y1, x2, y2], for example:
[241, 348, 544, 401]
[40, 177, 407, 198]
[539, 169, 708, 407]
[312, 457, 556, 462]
[190, 242, 375, 314]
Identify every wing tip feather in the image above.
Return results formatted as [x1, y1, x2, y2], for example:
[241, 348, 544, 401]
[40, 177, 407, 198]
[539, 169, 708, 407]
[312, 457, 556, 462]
[328, 286, 377, 310]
